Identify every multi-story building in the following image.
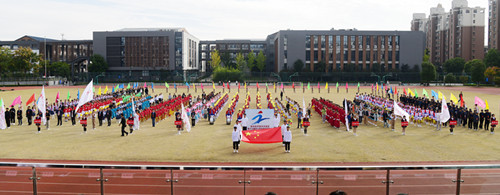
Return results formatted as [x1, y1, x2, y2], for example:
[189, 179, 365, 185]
[489, 0, 500, 50]
[266, 30, 425, 73]
[0, 35, 93, 73]
[199, 40, 266, 72]
[418, 0, 485, 65]
[411, 13, 428, 32]
[93, 28, 199, 72]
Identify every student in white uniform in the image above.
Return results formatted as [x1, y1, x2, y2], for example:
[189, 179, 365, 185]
[234, 120, 243, 146]
[241, 114, 248, 130]
[280, 120, 287, 146]
[283, 125, 292, 153]
[232, 126, 240, 153]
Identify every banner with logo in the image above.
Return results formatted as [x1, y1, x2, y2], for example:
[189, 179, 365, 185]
[245, 109, 274, 130]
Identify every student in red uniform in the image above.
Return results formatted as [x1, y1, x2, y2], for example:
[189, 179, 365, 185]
[401, 115, 408, 135]
[81, 114, 88, 133]
[35, 112, 42, 133]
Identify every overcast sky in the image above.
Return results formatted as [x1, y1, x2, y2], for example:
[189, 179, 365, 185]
[0, 0, 489, 41]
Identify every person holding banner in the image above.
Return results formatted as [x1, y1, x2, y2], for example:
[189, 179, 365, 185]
[45, 109, 51, 130]
[281, 120, 287, 146]
[401, 115, 408, 135]
[119, 113, 128, 136]
[127, 114, 134, 134]
[449, 116, 456, 135]
[81, 114, 88, 133]
[283, 125, 292, 153]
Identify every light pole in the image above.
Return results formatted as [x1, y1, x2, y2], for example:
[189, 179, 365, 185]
[44, 37, 47, 79]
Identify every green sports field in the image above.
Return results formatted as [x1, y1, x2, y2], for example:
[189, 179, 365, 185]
[0, 84, 499, 162]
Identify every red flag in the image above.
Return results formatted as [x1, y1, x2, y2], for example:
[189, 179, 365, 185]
[257, 82, 260, 89]
[238, 82, 240, 89]
[241, 127, 283, 144]
[292, 82, 295, 88]
[26, 93, 35, 106]
[395, 86, 398, 94]
[227, 82, 230, 89]
[223, 82, 225, 88]
[345, 82, 348, 89]
[403, 88, 407, 95]
[55, 92, 60, 103]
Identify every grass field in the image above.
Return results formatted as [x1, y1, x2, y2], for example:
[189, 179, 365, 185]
[0, 84, 499, 163]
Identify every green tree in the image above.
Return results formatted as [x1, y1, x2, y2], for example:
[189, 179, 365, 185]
[246, 51, 256, 72]
[210, 50, 221, 71]
[256, 51, 266, 73]
[420, 62, 436, 83]
[469, 59, 486, 85]
[401, 64, 410, 72]
[484, 49, 500, 67]
[314, 61, 326, 72]
[444, 73, 456, 83]
[423, 48, 430, 62]
[293, 59, 304, 72]
[443, 57, 466, 73]
[49, 62, 70, 78]
[412, 65, 420, 72]
[0, 47, 13, 76]
[464, 60, 475, 75]
[88, 54, 108, 72]
[12, 47, 40, 75]
[220, 51, 234, 68]
[235, 52, 246, 71]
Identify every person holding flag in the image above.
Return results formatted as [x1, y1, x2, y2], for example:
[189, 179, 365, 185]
[232, 125, 240, 153]
[26, 106, 33, 125]
[34, 112, 42, 133]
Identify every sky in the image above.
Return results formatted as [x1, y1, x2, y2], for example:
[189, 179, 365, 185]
[0, 0, 489, 41]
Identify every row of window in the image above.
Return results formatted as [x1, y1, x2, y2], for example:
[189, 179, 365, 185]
[305, 35, 400, 49]
[200, 44, 265, 51]
[305, 50, 400, 62]
[302, 63, 401, 72]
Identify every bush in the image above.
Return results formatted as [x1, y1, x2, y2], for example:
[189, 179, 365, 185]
[459, 76, 469, 84]
[212, 67, 243, 82]
[444, 73, 456, 83]
[495, 77, 500, 86]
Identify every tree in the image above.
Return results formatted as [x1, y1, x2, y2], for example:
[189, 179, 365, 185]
[220, 51, 234, 69]
[235, 52, 246, 71]
[371, 63, 381, 72]
[246, 51, 256, 72]
[209, 50, 221, 71]
[484, 66, 500, 83]
[0, 47, 13, 76]
[423, 48, 430, 62]
[256, 51, 266, 73]
[314, 61, 326, 72]
[484, 49, 500, 67]
[412, 65, 420, 72]
[401, 64, 410, 72]
[444, 73, 456, 83]
[88, 54, 108, 72]
[443, 57, 465, 73]
[469, 59, 486, 85]
[12, 47, 40, 75]
[49, 62, 70, 78]
[293, 59, 304, 72]
[464, 60, 476, 75]
[420, 62, 436, 83]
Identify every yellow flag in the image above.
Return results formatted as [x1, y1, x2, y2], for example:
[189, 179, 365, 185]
[98, 87, 102, 96]
[273, 83, 276, 90]
[212, 82, 215, 90]
[193, 83, 195, 89]
[450, 93, 458, 104]
[244, 82, 247, 89]
[104, 85, 108, 94]
[325, 82, 328, 89]
[408, 88, 413, 96]
[438, 91, 444, 99]
[485, 99, 490, 110]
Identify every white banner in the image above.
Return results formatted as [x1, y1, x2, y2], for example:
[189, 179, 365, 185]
[246, 109, 274, 130]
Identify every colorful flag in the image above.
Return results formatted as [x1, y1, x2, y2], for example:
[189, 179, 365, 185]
[282, 82, 285, 90]
[345, 82, 348, 89]
[395, 86, 398, 94]
[26, 93, 36, 106]
[223, 82, 225, 88]
[307, 82, 310, 89]
[336, 82, 339, 89]
[422, 89, 428, 97]
[174, 83, 177, 89]
[408, 88, 413, 96]
[317, 82, 320, 89]
[403, 88, 407, 95]
[475, 96, 486, 109]
[56, 92, 60, 102]
[241, 127, 283, 144]
[273, 83, 276, 90]
[77, 89, 80, 99]
[301, 82, 303, 88]
[371, 84, 374, 91]
[181, 103, 191, 132]
[144, 82, 147, 88]
[357, 82, 360, 89]
[193, 83, 195, 90]
[98, 87, 102, 96]
[450, 93, 459, 104]
[325, 82, 328, 89]
[67, 91, 70, 100]
[0, 98, 5, 129]
[344, 98, 350, 132]
[127, 83, 131, 89]
[112, 86, 115, 93]
[485, 99, 490, 110]
[213, 82, 216, 90]
[257, 82, 260, 89]
[238, 82, 240, 89]
[394, 100, 410, 120]
[165, 82, 170, 88]
[37, 86, 47, 125]
[10, 96, 22, 107]
[244, 82, 247, 90]
[201, 83, 204, 90]
[431, 90, 438, 99]
[414, 89, 418, 97]
[151, 83, 154, 90]
[104, 86, 108, 94]
[376, 83, 379, 91]
[186, 82, 190, 88]
[438, 91, 444, 99]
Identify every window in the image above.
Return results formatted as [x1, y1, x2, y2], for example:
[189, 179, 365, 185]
[343, 51, 348, 61]
[336, 36, 340, 47]
[466, 10, 470, 13]
[314, 50, 318, 61]
[321, 36, 326, 48]
[351, 51, 356, 62]
[313, 36, 318, 48]
[350, 36, 355, 49]
[242, 44, 249, 50]
[343, 36, 348, 47]
[306, 51, 310, 61]
[358, 51, 363, 61]
[366, 51, 371, 61]
[328, 35, 333, 49]
[396, 51, 400, 61]
[336, 48, 341, 61]
[366, 36, 371, 46]
[219, 44, 226, 50]
[306, 36, 311, 48]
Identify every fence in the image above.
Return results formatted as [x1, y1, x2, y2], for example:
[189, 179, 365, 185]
[1, 161, 499, 195]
